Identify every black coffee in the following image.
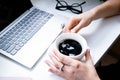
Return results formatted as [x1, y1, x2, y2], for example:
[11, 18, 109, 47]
[58, 39, 82, 56]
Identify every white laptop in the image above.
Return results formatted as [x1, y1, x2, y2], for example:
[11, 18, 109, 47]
[0, 0, 67, 69]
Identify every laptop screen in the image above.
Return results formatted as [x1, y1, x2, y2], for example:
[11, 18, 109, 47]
[0, 0, 32, 32]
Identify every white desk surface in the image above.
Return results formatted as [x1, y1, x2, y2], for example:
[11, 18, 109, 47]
[0, 0, 120, 80]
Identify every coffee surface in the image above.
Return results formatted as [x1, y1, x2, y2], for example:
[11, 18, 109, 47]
[59, 39, 82, 56]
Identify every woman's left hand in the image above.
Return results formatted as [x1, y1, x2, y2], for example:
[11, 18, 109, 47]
[45, 49, 100, 80]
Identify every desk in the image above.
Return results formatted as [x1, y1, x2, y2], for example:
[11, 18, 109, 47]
[0, 0, 120, 80]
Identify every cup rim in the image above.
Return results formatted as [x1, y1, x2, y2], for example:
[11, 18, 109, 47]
[55, 33, 88, 60]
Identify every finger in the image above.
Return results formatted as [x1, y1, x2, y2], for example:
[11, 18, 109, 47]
[61, 64, 72, 73]
[50, 51, 60, 62]
[85, 49, 93, 63]
[45, 60, 67, 78]
[49, 52, 63, 69]
[53, 49, 77, 66]
[71, 19, 86, 33]
[44, 60, 58, 72]
[63, 17, 79, 33]
[50, 51, 77, 74]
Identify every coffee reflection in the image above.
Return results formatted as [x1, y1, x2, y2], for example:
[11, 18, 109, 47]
[59, 39, 82, 56]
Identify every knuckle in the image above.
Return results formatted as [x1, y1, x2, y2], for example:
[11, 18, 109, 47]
[60, 57, 65, 62]
[55, 63, 59, 68]
[73, 63, 80, 69]
[69, 69, 75, 74]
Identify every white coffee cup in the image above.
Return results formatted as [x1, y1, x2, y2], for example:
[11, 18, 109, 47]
[54, 33, 88, 60]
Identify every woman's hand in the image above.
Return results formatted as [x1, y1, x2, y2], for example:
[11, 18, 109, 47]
[45, 49, 100, 80]
[63, 11, 94, 33]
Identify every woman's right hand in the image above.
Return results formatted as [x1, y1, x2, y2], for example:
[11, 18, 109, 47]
[63, 11, 94, 33]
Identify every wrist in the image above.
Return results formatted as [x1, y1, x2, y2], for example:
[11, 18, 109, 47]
[88, 8, 98, 21]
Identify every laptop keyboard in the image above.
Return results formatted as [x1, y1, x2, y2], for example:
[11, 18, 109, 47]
[0, 8, 53, 55]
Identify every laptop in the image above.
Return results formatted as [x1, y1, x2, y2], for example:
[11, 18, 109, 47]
[0, 0, 67, 69]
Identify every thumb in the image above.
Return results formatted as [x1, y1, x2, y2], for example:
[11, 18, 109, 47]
[85, 49, 92, 62]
